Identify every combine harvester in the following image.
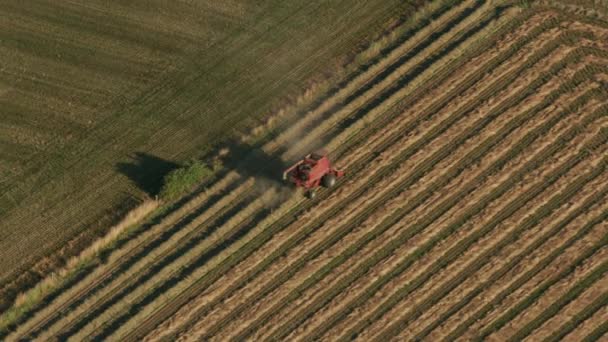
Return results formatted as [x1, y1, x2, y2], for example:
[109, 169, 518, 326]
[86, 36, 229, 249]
[283, 150, 344, 199]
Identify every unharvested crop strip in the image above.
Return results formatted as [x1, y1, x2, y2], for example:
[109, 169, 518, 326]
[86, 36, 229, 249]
[283, 0, 493, 161]
[180, 20, 563, 340]
[263, 0, 475, 156]
[414, 170, 608, 340]
[329, 9, 553, 161]
[371, 154, 608, 341]
[262, 48, 598, 342]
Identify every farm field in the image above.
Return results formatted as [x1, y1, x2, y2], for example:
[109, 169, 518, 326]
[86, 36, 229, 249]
[2, 0, 608, 341]
[0, 0, 417, 297]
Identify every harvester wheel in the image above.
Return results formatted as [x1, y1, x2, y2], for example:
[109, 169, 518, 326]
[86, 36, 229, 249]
[322, 173, 336, 188]
[306, 190, 316, 199]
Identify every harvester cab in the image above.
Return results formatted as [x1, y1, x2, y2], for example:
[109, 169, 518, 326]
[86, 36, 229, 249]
[282, 150, 344, 199]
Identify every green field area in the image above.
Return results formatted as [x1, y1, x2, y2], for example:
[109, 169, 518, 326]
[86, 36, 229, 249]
[0, 0, 413, 282]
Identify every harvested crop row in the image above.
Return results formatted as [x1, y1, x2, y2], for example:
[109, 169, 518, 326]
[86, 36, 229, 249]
[378, 154, 608, 341]
[177, 18, 556, 340]
[558, 298, 608, 342]
[359, 72, 608, 342]
[5, 171, 246, 340]
[148, 6, 524, 340]
[288, 93, 608, 342]
[26, 182, 258, 341]
[258, 41, 600, 340]
[320, 81, 603, 341]
[493, 250, 608, 342]
[296, 107, 608, 342]
[524, 268, 608, 341]
[68, 189, 279, 342]
[417, 180, 608, 341]
[336, 16, 562, 170]
[325, 6, 538, 159]
[213, 36, 582, 342]
[487, 197, 608, 341]
[469, 205, 608, 339]
[444, 202, 608, 341]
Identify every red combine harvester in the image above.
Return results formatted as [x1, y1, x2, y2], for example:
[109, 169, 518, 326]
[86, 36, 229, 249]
[283, 150, 344, 199]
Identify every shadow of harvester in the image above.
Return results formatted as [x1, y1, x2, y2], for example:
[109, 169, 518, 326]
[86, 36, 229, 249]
[116, 152, 179, 197]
